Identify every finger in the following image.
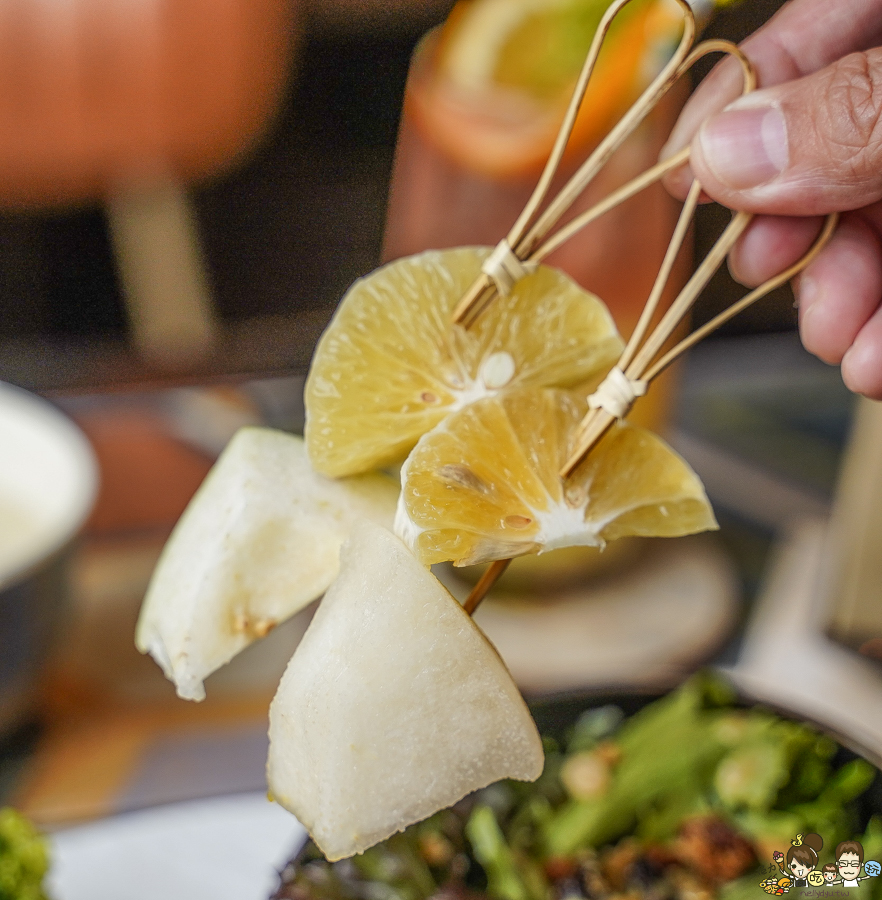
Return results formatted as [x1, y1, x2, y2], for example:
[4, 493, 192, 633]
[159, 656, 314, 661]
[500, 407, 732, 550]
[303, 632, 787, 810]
[662, 0, 882, 197]
[662, 55, 747, 199]
[727, 215, 823, 286]
[842, 301, 882, 399]
[797, 213, 882, 366]
[666, 0, 882, 152]
[690, 48, 882, 215]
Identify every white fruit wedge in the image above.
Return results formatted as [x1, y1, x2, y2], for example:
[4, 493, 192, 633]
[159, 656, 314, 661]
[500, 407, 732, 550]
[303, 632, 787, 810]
[267, 519, 544, 861]
[136, 427, 398, 701]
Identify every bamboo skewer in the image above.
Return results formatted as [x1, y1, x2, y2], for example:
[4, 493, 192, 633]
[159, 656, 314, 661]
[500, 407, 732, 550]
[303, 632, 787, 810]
[643, 214, 838, 384]
[451, 0, 698, 329]
[532, 148, 691, 264]
[463, 560, 512, 616]
[451, 0, 839, 615]
[559, 211, 836, 478]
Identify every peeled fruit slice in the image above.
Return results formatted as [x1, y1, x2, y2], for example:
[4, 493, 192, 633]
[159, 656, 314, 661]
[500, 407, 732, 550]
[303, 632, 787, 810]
[395, 387, 716, 567]
[305, 246, 623, 477]
[267, 519, 543, 861]
[136, 427, 398, 701]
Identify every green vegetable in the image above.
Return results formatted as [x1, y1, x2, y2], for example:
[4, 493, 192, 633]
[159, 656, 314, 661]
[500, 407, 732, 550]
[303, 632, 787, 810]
[860, 818, 882, 900]
[721, 874, 766, 900]
[0, 808, 49, 900]
[635, 777, 710, 842]
[715, 741, 790, 811]
[466, 806, 531, 900]
[544, 676, 732, 855]
[567, 706, 623, 754]
[783, 758, 877, 846]
[353, 831, 436, 900]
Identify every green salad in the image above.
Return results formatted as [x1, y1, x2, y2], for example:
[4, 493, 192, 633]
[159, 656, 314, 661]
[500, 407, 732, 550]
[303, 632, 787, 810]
[0, 807, 49, 900]
[272, 676, 881, 900]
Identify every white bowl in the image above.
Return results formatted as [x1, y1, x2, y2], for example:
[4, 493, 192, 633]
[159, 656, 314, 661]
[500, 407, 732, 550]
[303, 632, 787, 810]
[0, 382, 98, 735]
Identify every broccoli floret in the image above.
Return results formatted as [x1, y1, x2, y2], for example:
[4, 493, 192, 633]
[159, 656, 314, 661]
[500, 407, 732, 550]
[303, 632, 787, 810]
[0, 808, 49, 900]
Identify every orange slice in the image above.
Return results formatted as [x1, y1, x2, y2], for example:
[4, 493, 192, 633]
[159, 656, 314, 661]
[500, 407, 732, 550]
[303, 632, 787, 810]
[304, 247, 622, 477]
[395, 387, 716, 567]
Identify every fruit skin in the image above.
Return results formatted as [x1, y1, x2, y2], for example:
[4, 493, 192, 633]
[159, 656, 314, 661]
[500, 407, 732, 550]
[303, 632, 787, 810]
[305, 246, 622, 478]
[267, 520, 544, 861]
[135, 427, 398, 701]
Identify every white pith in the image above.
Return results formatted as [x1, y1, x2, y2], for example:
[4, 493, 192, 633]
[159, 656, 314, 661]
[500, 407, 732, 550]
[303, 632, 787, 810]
[395, 454, 629, 559]
[445, 351, 517, 412]
[394, 494, 423, 549]
[533, 499, 606, 552]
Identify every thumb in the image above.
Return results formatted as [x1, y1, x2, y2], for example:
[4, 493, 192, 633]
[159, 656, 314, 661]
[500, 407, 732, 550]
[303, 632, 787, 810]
[690, 48, 882, 215]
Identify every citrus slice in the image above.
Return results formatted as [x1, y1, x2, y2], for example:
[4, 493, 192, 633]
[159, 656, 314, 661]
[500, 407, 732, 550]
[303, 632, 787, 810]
[395, 387, 716, 567]
[305, 246, 623, 478]
[409, 0, 687, 179]
[136, 427, 398, 701]
[267, 519, 543, 861]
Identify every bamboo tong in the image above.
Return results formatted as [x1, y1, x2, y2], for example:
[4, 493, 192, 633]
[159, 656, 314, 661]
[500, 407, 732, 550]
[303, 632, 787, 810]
[457, 0, 838, 614]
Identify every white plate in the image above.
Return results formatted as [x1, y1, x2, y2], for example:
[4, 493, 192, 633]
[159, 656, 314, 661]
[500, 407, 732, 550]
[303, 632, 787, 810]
[48, 792, 305, 900]
[0, 380, 97, 586]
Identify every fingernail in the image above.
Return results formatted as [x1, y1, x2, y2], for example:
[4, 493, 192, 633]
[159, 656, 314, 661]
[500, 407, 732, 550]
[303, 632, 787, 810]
[659, 134, 686, 162]
[698, 106, 788, 190]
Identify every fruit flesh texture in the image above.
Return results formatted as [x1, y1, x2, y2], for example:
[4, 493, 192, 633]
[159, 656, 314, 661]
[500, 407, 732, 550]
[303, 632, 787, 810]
[305, 247, 623, 478]
[136, 427, 398, 701]
[267, 519, 544, 861]
[397, 388, 716, 567]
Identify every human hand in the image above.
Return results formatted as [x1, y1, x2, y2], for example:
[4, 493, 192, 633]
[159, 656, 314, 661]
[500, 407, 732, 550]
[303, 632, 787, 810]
[662, 0, 882, 398]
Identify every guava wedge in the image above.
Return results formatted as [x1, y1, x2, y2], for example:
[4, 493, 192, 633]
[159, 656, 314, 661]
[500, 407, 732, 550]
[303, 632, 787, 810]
[266, 519, 544, 861]
[136, 427, 398, 701]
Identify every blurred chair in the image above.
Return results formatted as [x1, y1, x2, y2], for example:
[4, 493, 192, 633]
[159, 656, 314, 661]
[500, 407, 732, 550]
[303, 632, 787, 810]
[0, 0, 297, 363]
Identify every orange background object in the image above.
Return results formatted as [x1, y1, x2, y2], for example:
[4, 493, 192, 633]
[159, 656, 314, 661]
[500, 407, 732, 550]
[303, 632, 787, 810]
[0, 0, 295, 207]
